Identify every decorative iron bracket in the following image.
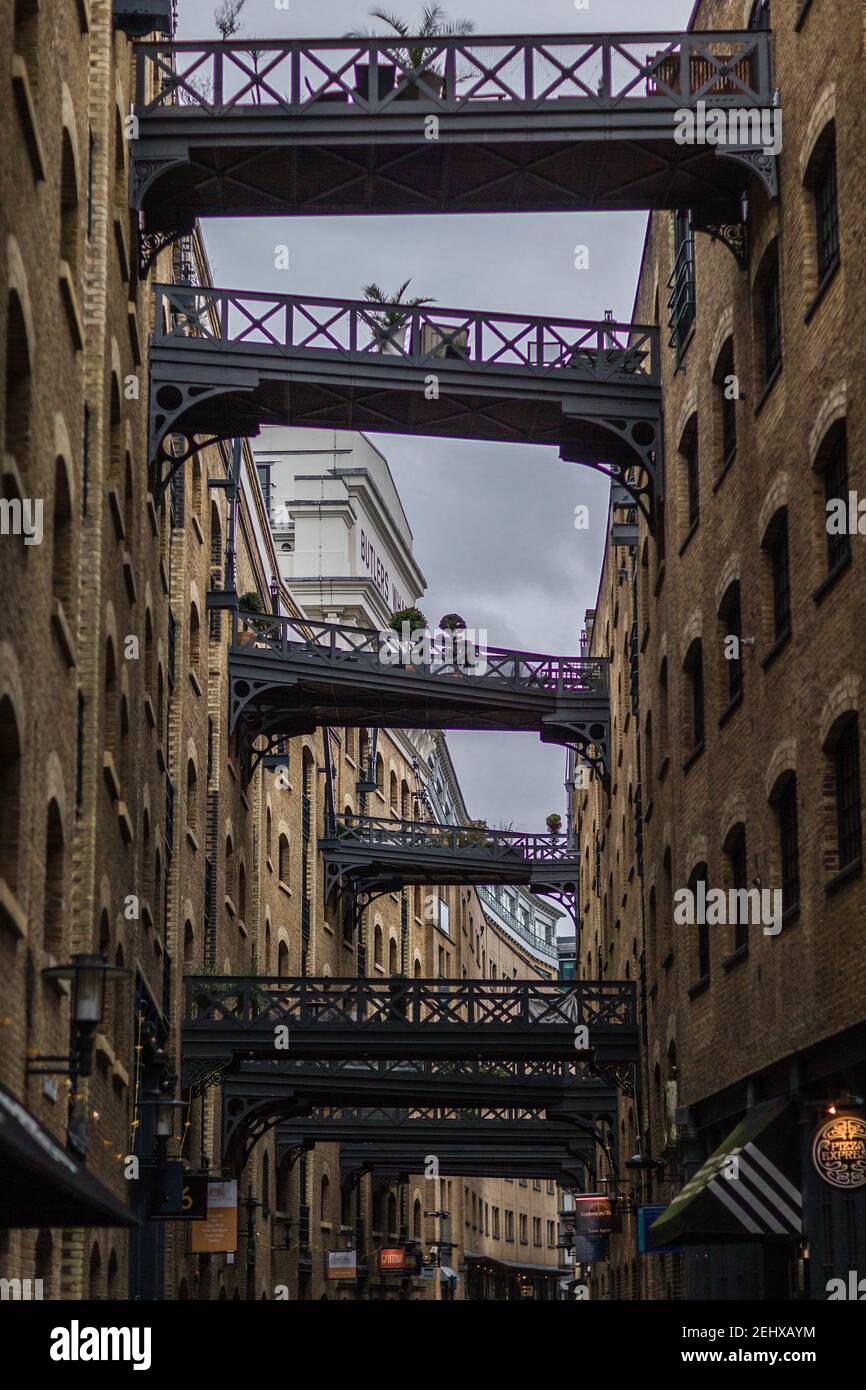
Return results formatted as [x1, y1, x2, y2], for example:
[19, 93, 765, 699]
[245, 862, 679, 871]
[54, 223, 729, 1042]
[715, 145, 778, 201]
[692, 216, 748, 271]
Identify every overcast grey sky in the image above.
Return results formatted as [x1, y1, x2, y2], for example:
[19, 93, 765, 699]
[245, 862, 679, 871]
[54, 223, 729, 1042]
[177, 0, 694, 831]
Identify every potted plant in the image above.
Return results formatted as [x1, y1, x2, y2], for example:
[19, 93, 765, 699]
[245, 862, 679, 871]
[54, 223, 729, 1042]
[350, 6, 475, 102]
[546, 813, 563, 837]
[238, 590, 267, 645]
[439, 612, 466, 633]
[363, 279, 434, 354]
[388, 605, 427, 669]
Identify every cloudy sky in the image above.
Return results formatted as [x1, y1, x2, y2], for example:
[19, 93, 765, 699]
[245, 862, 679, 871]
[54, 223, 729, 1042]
[177, 0, 694, 831]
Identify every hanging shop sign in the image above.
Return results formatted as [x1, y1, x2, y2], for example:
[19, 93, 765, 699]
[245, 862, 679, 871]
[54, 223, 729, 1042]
[377, 1246, 420, 1274]
[637, 1204, 681, 1254]
[812, 1113, 866, 1191]
[148, 1165, 209, 1221]
[191, 1179, 238, 1253]
[571, 1195, 622, 1237]
[328, 1250, 358, 1280]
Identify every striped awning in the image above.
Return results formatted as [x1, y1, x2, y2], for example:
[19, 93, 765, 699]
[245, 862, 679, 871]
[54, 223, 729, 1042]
[647, 1097, 802, 1248]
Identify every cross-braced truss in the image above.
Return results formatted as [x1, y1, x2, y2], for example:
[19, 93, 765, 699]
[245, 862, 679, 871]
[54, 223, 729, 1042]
[182, 974, 639, 1067]
[130, 32, 778, 231]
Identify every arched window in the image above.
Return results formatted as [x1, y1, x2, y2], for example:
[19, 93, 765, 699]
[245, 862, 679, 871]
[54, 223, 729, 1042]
[320, 1173, 330, 1223]
[389, 769, 398, 812]
[413, 1198, 422, 1239]
[277, 940, 289, 978]
[386, 1192, 397, 1236]
[374, 923, 383, 968]
[388, 936, 398, 975]
[375, 752, 384, 793]
[278, 833, 290, 884]
[266, 806, 272, 860]
[238, 861, 247, 921]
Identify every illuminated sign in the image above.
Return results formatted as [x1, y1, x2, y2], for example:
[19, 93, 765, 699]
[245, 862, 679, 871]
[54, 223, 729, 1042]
[377, 1247, 419, 1273]
[572, 1195, 621, 1236]
[812, 1114, 866, 1190]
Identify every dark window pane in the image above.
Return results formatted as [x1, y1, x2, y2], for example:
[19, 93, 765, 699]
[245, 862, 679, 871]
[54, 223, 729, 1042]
[725, 588, 743, 702]
[763, 256, 782, 380]
[824, 430, 850, 573]
[778, 778, 800, 912]
[686, 439, 700, 529]
[686, 644, 704, 750]
[835, 720, 862, 870]
[769, 515, 791, 640]
[815, 145, 840, 281]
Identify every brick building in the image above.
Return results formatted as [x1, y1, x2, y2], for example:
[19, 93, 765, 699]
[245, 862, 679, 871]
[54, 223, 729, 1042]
[576, 0, 866, 1301]
[0, 1, 564, 1301]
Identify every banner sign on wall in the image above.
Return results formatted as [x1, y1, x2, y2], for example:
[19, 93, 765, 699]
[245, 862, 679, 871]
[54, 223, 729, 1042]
[191, 1180, 238, 1253]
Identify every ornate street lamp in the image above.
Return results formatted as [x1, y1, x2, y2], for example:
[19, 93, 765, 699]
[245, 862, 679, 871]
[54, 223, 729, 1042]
[28, 953, 130, 1155]
[38, 953, 131, 1080]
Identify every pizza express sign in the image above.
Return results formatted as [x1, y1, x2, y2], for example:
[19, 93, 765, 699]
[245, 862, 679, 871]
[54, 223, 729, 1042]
[812, 1113, 866, 1190]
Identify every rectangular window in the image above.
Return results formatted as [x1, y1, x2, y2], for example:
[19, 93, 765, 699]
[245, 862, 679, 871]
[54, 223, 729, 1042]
[505, 1210, 514, 1242]
[778, 777, 800, 912]
[547, 1220, 555, 1247]
[492, 1207, 500, 1239]
[533, 1217, 542, 1246]
[519, 1214, 528, 1245]
[815, 145, 840, 281]
[763, 256, 782, 380]
[835, 720, 862, 871]
[824, 431, 850, 574]
[769, 515, 791, 640]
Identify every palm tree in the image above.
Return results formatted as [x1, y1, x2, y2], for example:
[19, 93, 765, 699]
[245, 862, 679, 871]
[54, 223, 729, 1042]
[351, 6, 475, 78]
[362, 278, 435, 349]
